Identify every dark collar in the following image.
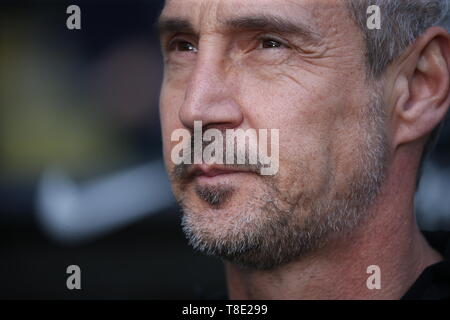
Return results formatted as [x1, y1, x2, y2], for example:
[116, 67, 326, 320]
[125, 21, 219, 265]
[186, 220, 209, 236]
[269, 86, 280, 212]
[401, 231, 450, 300]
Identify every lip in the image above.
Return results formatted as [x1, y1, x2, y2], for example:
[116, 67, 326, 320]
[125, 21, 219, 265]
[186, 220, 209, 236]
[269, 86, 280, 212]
[189, 164, 251, 178]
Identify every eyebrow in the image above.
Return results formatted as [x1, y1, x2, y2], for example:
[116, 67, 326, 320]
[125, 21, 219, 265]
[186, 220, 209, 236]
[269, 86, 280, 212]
[156, 17, 196, 36]
[156, 14, 322, 44]
[225, 15, 321, 44]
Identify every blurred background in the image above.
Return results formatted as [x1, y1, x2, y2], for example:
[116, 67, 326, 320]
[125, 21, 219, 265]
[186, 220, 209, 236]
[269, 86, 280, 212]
[0, 0, 449, 299]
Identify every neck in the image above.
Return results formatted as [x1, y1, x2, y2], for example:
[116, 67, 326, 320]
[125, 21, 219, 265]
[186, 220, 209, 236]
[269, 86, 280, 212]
[225, 154, 442, 300]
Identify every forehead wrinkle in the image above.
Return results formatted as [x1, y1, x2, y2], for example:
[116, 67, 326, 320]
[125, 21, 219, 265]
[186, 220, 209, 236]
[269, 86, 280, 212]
[157, 14, 322, 46]
[159, 0, 345, 43]
[158, 0, 226, 36]
[223, 14, 322, 44]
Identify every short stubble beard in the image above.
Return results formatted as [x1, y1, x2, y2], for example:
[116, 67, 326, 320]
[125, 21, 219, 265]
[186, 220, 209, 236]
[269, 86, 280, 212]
[175, 91, 389, 271]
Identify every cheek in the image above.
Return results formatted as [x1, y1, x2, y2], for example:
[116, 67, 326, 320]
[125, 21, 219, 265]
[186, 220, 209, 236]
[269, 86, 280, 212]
[237, 68, 339, 140]
[159, 85, 184, 162]
[234, 71, 347, 192]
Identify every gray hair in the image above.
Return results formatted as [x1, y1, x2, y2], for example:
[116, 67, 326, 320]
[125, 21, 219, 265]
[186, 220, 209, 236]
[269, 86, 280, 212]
[346, 0, 450, 187]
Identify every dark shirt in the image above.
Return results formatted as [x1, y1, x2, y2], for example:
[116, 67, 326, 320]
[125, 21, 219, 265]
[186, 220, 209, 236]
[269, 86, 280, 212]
[401, 231, 450, 300]
[205, 231, 450, 300]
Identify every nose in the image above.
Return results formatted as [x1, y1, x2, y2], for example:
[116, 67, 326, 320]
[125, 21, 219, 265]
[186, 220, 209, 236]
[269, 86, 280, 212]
[179, 47, 243, 131]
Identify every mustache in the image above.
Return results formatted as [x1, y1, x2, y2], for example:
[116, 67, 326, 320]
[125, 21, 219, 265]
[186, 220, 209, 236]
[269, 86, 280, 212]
[170, 135, 265, 182]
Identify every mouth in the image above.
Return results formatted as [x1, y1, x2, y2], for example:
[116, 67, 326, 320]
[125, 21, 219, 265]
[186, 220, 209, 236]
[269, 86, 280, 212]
[188, 164, 255, 180]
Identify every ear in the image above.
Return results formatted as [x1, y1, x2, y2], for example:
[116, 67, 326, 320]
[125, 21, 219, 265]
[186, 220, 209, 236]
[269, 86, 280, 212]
[392, 26, 450, 149]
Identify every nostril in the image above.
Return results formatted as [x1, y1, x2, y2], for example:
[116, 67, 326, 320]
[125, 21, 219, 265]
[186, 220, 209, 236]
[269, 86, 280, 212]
[178, 72, 243, 130]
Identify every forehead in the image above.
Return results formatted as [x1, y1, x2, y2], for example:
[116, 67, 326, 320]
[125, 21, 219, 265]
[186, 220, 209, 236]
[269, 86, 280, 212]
[160, 0, 350, 35]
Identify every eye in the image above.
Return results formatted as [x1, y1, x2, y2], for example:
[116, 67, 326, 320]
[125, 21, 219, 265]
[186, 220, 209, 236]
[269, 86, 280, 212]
[168, 39, 198, 53]
[262, 39, 282, 49]
[258, 37, 288, 50]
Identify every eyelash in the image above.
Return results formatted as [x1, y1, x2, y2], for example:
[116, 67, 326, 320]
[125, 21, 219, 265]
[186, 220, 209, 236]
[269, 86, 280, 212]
[167, 38, 197, 52]
[166, 35, 290, 53]
[256, 36, 290, 50]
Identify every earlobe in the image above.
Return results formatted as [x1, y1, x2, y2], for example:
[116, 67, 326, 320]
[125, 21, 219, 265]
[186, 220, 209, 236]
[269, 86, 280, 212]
[393, 27, 450, 148]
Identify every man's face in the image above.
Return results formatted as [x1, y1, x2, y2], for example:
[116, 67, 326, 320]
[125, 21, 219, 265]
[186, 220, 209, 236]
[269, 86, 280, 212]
[159, 0, 388, 269]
